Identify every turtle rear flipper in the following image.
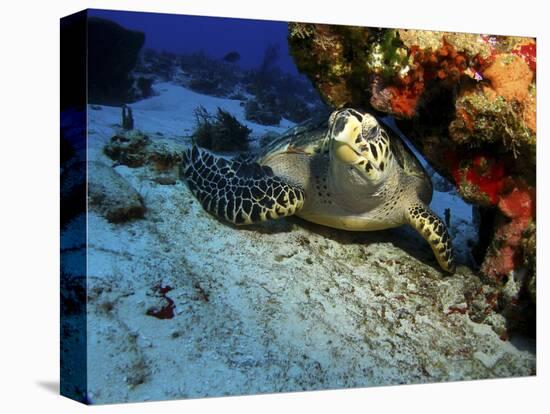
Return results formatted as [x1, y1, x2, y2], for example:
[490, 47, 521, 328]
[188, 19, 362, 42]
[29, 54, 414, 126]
[181, 146, 305, 225]
[405, 202, 456, 273]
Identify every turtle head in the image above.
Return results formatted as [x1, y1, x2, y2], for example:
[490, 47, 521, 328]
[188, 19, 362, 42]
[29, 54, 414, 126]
[327, 108, 389, 185]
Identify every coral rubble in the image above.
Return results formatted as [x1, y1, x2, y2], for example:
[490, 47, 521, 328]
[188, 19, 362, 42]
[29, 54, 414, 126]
[288, 24, 536, 333]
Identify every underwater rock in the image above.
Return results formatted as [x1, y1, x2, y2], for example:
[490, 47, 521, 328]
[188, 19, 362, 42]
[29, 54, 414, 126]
[88, 17, 145, 105]
[288, 23, 367, 109]
[522, 222, 536, 302]
[288, 24, 536, 328]
[87, 161, 145, 223]
[479, 180, 536, 333]
[104, 130, 151, 167]
[104, 129, 188, 185]
[136, 76, 154, 99]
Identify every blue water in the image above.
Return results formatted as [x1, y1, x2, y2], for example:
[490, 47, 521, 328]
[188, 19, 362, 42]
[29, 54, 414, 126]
[88, 9, 299, 74]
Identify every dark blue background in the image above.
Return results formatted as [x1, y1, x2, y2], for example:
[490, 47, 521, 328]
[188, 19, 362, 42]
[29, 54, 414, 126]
[89, 9, 299, 74]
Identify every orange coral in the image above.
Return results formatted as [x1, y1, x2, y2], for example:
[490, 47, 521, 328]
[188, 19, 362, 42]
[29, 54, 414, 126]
[498, 182, 535, 220]
[387, 83, 423, 118]
[382, 41, 469, 118]
[409, 41, 468, 83]
[483, 54, 533, 103]
[456, 107, 474, 130]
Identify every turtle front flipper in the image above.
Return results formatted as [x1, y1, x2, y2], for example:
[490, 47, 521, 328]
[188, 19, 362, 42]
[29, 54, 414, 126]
[181, 146, 305, 225]
[405, 202, 456, 273]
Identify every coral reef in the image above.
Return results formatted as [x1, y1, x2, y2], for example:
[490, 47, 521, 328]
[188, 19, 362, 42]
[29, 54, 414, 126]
[288, 24, 536, 334]
[242, 44, 328, 125]
[134, 47, 326, 125]
[140, 49, 177, 81]
[181, 51, 242, 97]
[192, 106, 252, 152]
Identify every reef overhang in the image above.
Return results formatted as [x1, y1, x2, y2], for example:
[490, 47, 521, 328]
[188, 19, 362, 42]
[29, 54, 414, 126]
[288, 24, 536, 333]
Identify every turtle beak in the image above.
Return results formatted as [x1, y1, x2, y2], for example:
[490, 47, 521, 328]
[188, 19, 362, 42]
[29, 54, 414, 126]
[334, 139, 361, 164]
[331, 112, 362, 164]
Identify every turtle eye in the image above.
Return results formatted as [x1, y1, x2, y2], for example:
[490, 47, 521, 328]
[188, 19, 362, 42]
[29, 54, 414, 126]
[361, 114, 380, 141]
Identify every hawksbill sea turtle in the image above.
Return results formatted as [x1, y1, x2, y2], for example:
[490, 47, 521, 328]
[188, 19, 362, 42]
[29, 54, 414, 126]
[181, 108, 455, 273]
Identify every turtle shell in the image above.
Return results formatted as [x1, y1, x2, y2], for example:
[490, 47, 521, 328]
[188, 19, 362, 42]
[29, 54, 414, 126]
[381, 119, 433, 203]
[257, 112, 330, 162]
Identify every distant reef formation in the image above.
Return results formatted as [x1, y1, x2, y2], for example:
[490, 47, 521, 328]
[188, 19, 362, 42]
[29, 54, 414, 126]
[289, 24, 536, 333]
[88, 17, 145, 105]
[133, 47, 327, 125]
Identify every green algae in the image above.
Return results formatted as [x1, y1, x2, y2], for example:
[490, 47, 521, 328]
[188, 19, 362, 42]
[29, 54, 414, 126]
[365, 29, 410, 80]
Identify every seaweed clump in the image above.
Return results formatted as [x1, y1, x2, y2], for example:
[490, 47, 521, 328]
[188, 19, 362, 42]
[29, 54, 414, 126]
[192, 106, 251, 152]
